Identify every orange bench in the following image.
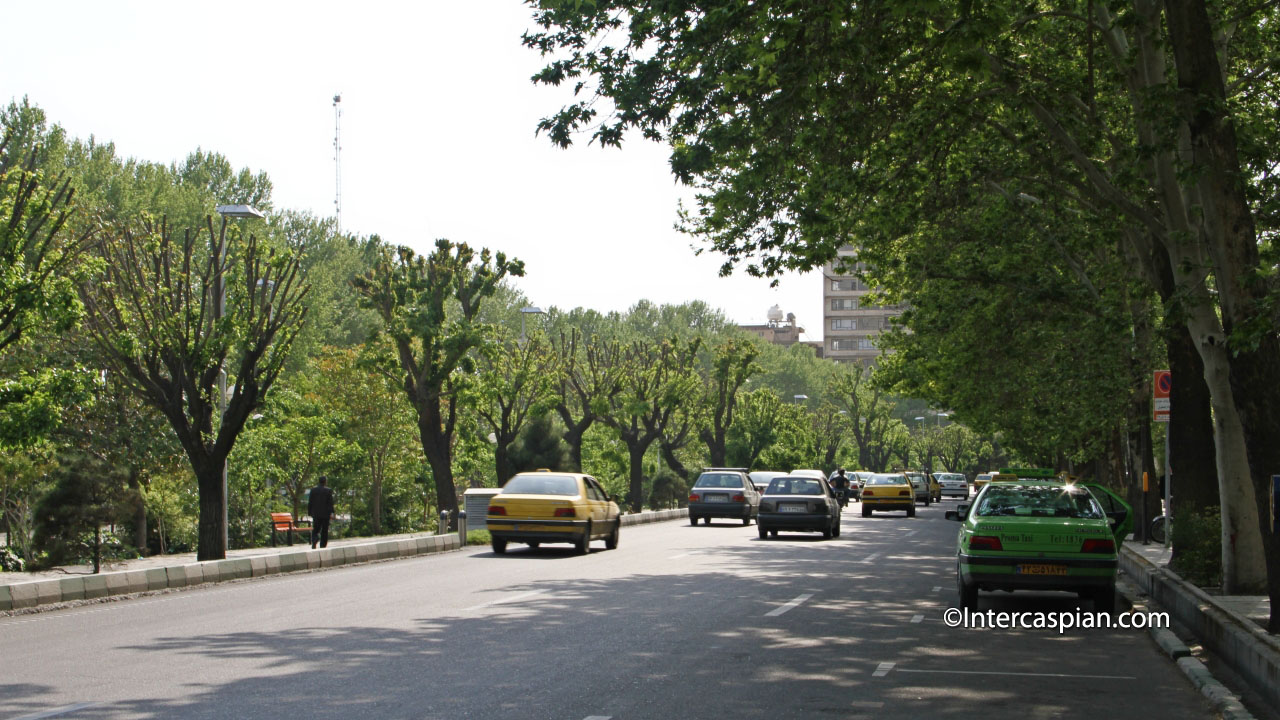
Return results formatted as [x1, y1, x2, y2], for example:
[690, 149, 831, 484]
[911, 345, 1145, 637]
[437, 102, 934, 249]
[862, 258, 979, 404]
[270, 512, 312, 546]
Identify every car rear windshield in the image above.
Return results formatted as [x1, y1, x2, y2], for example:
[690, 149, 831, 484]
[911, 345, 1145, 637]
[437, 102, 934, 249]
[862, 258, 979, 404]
[974, 485, 1103, 519]
[765, 477, 826, 495]
[695, 473, 744, 488]
[865, 474, 906, 485]
[937, 474, 965, 482]
[501, 474, 580, 496]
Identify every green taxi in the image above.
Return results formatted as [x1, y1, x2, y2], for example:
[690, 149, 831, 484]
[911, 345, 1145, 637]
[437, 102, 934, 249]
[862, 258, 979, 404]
[946, 468, 1132, 612]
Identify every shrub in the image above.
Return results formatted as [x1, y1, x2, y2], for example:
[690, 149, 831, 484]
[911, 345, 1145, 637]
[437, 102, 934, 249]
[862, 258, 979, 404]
[1171, 505, 1222, 588]
[466, 530, 491, 545]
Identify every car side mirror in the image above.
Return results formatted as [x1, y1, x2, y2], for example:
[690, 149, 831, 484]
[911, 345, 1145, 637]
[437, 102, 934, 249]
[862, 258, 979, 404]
[944, 510, 961, 521]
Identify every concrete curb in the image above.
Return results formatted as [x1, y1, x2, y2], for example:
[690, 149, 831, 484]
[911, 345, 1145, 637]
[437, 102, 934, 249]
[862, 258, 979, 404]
[620, 508, 688, 527]
[1120, 545, 1278, 714]
[0, 533, 461, 613]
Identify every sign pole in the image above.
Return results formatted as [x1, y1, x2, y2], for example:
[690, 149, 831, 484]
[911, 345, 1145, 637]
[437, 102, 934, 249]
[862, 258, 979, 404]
[1153, 370, 1172, 548]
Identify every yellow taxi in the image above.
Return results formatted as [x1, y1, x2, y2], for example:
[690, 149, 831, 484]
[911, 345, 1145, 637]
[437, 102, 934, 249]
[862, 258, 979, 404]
[973, 472, 996, 493]
[486, 470, 621, 555]
[859, 472, 917, 517]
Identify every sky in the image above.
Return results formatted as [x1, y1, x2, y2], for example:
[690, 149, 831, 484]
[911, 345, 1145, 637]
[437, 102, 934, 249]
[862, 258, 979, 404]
[0, 1, 824, 338]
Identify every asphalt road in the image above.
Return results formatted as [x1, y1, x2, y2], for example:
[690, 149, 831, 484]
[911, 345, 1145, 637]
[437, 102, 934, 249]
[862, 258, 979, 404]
[0, 500, 1212, 719]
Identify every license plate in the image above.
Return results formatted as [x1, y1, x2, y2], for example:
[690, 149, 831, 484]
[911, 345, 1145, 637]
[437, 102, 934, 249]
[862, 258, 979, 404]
[705, 495, 728, 503]
[1016, 564, 1068, 576]
[780, 503, 807, 513]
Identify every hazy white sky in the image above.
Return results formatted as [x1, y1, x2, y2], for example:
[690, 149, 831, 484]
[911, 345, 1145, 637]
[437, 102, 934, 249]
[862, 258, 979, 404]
[0, 1, 822, 336]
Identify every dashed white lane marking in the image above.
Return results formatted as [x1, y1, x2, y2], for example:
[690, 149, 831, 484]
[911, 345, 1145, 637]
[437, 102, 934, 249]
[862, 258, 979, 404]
[910, 614, 924, 624]
[894, 668, 1136, 680]
[872, 662, 895, 677]
[851, 701, 885, 709]
[12, 703, 102, 719]
[932, 586, 943, 592]
[860, 553, 880, 564]
[904, 530, 918, 537]
[765, 593, 814, 617]
[583, 716, 613, 720]
[667, 552, 694, 560]
[470, 589, 545, 610]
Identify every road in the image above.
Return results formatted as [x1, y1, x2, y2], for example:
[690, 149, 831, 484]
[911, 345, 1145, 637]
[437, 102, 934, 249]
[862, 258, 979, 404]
[0, 501, 1211, 719]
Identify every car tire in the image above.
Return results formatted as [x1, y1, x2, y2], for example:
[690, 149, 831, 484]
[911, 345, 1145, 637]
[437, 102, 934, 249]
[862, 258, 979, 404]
[769, 529, 778, 538]
[743, 516, 751, 526]
[822, 523, 833, 539]
[704, 516, 711, 525]
[958, 575, 978, 611]
[1092, 586, 1116, 614]
[527, 542, 539, 549]
[690, 515, 699, 526]
[907, 505, 916, 518]
[862, 507, 872, 518]
[832, 520, 841, 538]
[605, 520, 620, 550]
[575, 522, 591, 555]
[492, 538, 507, 555]
[924, 496, 931, 506]
[758, 525, 768, 540]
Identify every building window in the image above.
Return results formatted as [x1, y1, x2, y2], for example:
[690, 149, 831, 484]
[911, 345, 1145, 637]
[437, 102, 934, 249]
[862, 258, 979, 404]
[859, 338, 876, 350]
[830, 278, 864, 292]
[831, 318, 858, 331]
[830, 298, 859, 311]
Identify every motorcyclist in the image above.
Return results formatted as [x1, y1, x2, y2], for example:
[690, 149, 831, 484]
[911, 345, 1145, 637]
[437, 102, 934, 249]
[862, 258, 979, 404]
[831, 468, 851, 508]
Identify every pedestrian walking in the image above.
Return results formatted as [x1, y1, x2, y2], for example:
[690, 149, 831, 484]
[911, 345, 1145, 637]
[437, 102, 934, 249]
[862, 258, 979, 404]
[308, 475, 336, 549]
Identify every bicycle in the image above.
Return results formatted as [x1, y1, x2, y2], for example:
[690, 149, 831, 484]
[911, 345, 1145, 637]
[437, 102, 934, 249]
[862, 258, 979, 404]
[1150, 514, 1172, 544]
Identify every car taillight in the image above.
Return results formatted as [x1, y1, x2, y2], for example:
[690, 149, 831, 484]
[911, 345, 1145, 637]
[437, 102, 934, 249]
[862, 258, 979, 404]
[898, 490, 911, 496]
[732, 494, 745, 502]
[1081, 538, 1115, 553]
[689, 494, 699, 502]
[488, 506, 505, 515]
[969, 535, 1003, 551]
[862, 490, 874, 497]
[554, 507, 576, 518]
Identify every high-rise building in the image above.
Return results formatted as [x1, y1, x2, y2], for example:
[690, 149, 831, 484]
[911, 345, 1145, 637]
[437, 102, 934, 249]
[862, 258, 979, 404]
[822, 245, 904, 364]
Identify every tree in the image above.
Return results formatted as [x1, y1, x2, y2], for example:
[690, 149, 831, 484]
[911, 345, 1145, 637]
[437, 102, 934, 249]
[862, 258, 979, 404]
[79, 215, 309, 560]
[549, 326, 624, 471]
[33, 450, 133, 572]
[597, 336, 702, 512]
[699, 338, 758, 466]
[725, 389, 786, 470]
[353, 239, 523, 527]
[473, 332, 558, 484]
[0, 136, 95, 447]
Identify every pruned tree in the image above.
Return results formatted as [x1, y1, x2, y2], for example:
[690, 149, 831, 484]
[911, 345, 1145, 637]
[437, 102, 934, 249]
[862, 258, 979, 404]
[699, 338, 758, 467]
[79, 215, 309, 560]
[353, 239, 523, 527]
[473, 331, 559, 484]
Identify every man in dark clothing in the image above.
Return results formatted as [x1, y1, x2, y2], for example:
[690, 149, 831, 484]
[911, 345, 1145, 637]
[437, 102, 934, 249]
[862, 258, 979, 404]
[308, 476, 336, 549]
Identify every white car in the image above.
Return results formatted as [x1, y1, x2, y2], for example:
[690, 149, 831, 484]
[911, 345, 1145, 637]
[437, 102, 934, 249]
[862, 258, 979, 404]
[790, 469, 828, 485]
[935, 472, 968, 499]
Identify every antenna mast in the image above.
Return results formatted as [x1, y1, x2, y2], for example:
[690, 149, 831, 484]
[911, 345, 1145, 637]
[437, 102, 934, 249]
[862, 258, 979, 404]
[332, 93, 342, 234]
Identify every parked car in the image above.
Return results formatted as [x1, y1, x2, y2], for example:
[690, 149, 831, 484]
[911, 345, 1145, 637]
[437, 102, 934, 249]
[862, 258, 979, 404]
[688, 468, 760, 526]
[947, 474, 1132, 612]
[860, 472, 916, 517]
[757, 475, 841, 539]
[486, 470, 621, 554]
[935, 472, 968, 499]
[748, 470, 789, 494]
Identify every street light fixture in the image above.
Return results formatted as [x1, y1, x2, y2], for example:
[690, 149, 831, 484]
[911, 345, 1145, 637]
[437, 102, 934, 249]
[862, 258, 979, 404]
[794, 394, 808, 404]
[519, 306, 545, 344]
[214, 203, 265, 552]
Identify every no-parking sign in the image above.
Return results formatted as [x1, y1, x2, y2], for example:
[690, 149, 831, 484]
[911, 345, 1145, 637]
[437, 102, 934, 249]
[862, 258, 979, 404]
[1153, 370, 1171, 423]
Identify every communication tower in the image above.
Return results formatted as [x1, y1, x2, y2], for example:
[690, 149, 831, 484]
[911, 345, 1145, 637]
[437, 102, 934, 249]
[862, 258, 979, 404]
[333, 93, 342, 234]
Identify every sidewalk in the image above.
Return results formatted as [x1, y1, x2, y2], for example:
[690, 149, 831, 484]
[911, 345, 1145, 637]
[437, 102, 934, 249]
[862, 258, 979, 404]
[1124, 538, 1271, 630]
[0, 530, 439, 587]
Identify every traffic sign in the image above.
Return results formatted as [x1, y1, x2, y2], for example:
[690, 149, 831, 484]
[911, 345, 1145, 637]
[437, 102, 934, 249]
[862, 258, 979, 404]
[1153, 370, 1171, 422]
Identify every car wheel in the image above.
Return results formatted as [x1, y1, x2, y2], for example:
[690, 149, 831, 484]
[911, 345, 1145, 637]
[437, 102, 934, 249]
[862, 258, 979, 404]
[742, 516, 751, 526]
[832, 520, 841, 538]
[822, 523, 833, 539]
[769, 529, 778, 538]
[527, 542, 539, 549]
[704, 516, 711, 525]
[924, 496, 931, 506]
[862, 507, 872, 518]
[758, 525, 768, 540]
[907, 505, 916, 518]
[690, 515, 699, 526]
[605, 520, 620, 550]
[958, 574, 978, 611]
[575, 522, 591, 555]
[1092, 585, 1116, 614]
[492, 538, 507, 555]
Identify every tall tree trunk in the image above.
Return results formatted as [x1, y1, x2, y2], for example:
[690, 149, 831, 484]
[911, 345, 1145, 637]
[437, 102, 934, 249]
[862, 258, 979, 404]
[555, 404, 591, 472]
[660, 441, 691, 483]
[195, 462, 227, 561]
[370, 449, 384, 535]
[626, 439, 648, 514]
[127, 467, 148, 556]
[417, 401, 458, 530]
[1165, 323, 1219, 566]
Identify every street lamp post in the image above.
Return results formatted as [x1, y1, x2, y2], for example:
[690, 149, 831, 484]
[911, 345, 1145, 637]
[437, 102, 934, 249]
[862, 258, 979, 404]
[519, 306, 545, 344]
[213, 204, 265, 552]
[793, 394, 808, 405]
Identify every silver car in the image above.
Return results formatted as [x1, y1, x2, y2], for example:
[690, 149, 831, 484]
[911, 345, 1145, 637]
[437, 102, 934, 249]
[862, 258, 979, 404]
[748, 470, 789, 494]
[757, 475, 841, 539]
[906, 472, 932, 506]
[935, 472, 968, 499]
[688, 469, 760, 526]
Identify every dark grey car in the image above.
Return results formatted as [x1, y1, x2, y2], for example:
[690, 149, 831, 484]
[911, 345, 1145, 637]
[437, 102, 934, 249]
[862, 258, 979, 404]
[688, 469, 760, 525]
[757, 475, 841, 539]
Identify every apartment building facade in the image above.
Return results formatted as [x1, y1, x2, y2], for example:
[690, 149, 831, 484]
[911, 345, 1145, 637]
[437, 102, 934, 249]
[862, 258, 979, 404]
[823, 245, 905, 364]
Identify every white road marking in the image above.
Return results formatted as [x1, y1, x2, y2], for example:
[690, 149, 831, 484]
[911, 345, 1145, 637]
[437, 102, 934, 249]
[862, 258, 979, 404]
[12, 703, 101, 719]
[860, 553, 880, 563]
[895, 668, 1136, 680]
[470, 589, 545, 610]
[583, 716, 613, 720]
[851, 701, 885, 709]
[765, 593, 814, 617]
[932, 586, 942, 592]
[872, 662, 895, 677]
[667, 552, 693, 560]
[904, 530, 918, 537]
[910, 614, 924, 624]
